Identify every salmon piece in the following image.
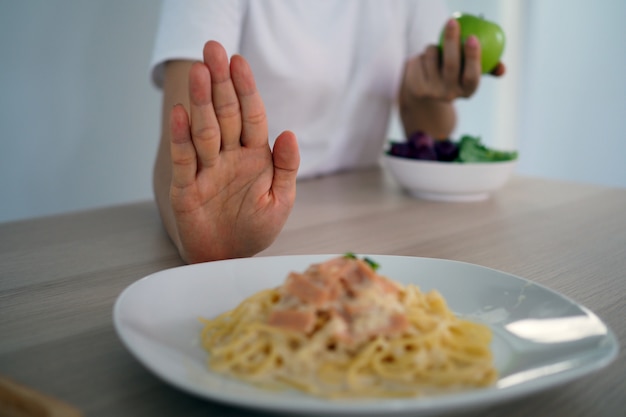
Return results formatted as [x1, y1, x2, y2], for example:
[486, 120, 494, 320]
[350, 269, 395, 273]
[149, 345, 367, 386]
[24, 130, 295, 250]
[269, 256, 409, 343]
[334, 260, 399, 299]
[326, 308, 351, 342]
[385, 312, 409, 335]
[327, 260, 370, 298]
[267, 309, 316, 334]
[316, 256, 350, 273]
[349, 310, 409, 344]
[342, 302, 367, 317]
[370, 274, 401, 295]
[305, 266, 343, 302]
[284, 272, 333, 306]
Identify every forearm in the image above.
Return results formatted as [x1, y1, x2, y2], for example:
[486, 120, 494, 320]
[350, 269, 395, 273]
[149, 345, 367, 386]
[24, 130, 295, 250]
[152, 60, 194, 257]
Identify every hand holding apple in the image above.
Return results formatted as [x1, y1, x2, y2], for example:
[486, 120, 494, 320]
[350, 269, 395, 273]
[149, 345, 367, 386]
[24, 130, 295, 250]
[398, 14, 505, 142]
[439, 13, 506, 74]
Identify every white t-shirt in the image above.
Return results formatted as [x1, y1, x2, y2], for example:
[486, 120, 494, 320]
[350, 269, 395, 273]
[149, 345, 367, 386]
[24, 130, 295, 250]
[151, 0, 448, 178]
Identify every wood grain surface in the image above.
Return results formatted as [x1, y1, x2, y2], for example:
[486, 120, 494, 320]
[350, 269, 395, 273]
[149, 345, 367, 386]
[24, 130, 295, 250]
[1, 168, 624, 417]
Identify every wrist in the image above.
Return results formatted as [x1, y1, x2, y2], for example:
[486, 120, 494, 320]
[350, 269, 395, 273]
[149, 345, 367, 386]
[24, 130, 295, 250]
[399, 91, 456, 140]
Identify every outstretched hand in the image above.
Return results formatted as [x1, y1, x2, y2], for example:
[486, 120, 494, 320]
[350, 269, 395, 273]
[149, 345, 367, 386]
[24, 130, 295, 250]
[168, 41, 299, 263]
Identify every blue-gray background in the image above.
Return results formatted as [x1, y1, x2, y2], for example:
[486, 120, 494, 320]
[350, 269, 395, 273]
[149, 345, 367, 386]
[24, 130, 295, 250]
[1, 0, 624, 223]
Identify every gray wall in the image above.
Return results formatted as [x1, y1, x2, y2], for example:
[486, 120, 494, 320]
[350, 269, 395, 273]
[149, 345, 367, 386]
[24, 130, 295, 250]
[0, 1, 162, 223]
[517, 0, 626, 187]
[1, 1, 625, 224]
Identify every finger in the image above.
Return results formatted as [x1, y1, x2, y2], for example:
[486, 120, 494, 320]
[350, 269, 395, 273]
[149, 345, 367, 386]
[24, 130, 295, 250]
[407, 56, 429, 99]
[423, 45, 441, 90]
[403, 56, 426, 101]
[461, 35, 481, 97]
[188, 62, 221, 167]
[203, 41, 242, 151]
[441, 18, 462, 94]
[170, 104, 197, 189]
[230, 54, 268, 148]
[271, 130, 300, 204]
[490, 62, 506, 77]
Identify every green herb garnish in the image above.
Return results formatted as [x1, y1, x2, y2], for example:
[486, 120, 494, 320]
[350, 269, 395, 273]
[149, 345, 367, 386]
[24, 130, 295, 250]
[343, 252, 379, 271]
[363, 257, 380, 271]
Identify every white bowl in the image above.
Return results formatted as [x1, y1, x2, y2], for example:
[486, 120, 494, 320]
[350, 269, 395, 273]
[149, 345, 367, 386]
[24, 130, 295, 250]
[382, 154, 517, 202]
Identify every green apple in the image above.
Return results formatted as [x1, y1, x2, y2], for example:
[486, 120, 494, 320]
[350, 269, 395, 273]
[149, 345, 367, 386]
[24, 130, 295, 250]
[439, 12, 506, 74]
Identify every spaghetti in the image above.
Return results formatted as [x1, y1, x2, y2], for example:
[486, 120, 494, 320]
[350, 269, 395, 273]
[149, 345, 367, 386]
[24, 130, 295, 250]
[199, 255, 496, 398]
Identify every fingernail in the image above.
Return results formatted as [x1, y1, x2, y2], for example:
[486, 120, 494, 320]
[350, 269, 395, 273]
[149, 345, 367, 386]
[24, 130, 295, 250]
[447, 18, 458, 29]
[466, 35, 479, 48]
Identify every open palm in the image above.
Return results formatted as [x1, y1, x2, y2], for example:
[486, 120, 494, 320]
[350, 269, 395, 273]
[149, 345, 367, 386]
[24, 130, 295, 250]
[168, 41, 299, 263]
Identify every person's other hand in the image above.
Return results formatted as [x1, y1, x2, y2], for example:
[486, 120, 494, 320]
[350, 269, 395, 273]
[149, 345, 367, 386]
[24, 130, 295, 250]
[169, 41, 300, 263]
[404, 18, 506, 103]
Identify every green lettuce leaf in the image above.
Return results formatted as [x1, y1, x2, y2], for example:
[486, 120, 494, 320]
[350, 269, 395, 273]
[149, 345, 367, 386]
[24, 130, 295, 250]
[457, 135, 518, 162]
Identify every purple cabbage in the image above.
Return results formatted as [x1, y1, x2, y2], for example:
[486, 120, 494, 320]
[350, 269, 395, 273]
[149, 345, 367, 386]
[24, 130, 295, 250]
[387, 131, 458, 162]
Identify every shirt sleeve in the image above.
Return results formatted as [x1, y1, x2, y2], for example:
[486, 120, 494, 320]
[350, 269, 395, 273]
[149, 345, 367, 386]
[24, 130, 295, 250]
[150, 0, 245, 88]
[405, 0, 450, 58]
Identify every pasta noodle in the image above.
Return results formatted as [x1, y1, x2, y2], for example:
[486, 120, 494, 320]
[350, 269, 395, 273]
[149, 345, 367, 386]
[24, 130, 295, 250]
[199, 255, 497, 398]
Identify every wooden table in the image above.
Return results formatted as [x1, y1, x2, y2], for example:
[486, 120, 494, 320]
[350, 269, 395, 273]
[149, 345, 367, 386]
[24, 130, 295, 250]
[1, 168, 624, 417]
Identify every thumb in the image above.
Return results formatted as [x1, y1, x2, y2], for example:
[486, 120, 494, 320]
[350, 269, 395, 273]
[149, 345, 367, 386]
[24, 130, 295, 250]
[271, 130, 300, 204]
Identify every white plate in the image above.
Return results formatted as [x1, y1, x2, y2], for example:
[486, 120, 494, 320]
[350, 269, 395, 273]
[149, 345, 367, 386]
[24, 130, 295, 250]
[113, 255, 618, 416]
